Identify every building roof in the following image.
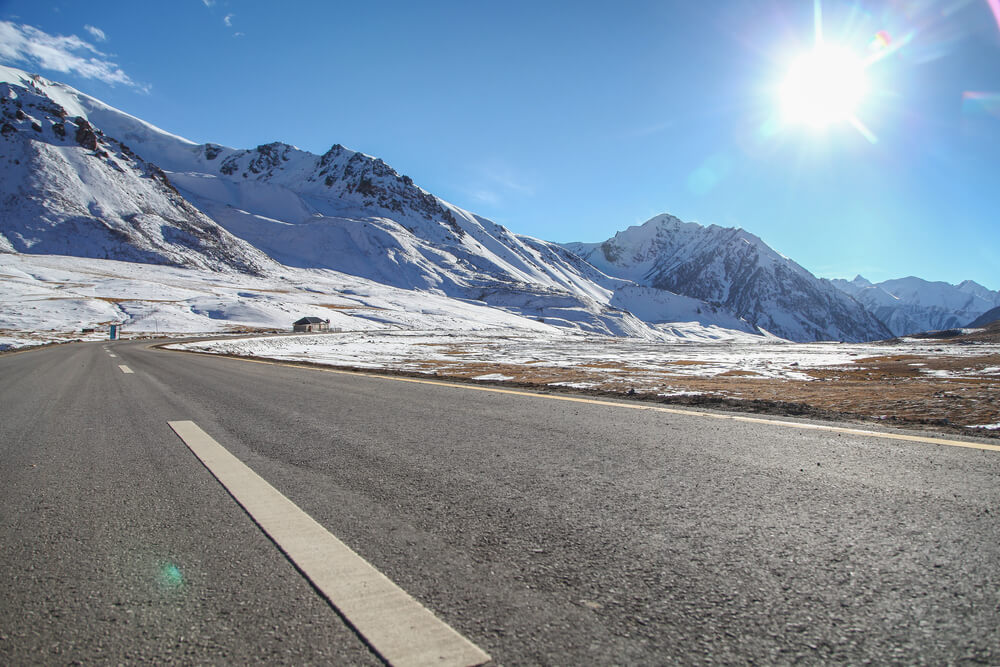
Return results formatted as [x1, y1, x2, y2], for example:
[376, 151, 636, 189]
[294, 317, 328, 325]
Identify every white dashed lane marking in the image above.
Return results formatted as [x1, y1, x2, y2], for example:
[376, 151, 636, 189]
[167, 420, 491, 667]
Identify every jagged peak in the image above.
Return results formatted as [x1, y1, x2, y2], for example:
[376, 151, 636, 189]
[958, 279, 990, 291]
[256, 140, 294, 152]
[0, 80, 69, 118]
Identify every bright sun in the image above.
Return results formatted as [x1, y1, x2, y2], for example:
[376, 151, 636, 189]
[780, 45, 868, 128]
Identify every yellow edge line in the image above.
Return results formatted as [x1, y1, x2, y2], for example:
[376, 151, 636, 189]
[189, 352, 1000, 454]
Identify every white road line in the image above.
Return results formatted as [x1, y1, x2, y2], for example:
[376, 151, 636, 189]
[108, 353, 117, 358]
[118, 365, 133, 374]
[167, 420, 490, 667]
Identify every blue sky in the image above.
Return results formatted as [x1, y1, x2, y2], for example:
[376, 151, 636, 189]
[2, 0, 998, 289]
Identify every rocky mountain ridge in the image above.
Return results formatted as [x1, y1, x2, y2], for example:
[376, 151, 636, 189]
[0, 66, 662, 338]
[566, 215, 892, 342]
[0, 76, 273, 275]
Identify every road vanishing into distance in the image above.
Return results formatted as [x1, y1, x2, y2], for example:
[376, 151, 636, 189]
[3, 339, 1000, 665]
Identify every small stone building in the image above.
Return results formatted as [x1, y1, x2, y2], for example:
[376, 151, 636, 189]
[292, 316, 330, 333]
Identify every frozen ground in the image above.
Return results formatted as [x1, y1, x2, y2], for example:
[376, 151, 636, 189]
[175, 330, 1000, 380]
[5, 252, 997, 433]
[172, 330, 1000, 432]
[168, 329, 993, 381]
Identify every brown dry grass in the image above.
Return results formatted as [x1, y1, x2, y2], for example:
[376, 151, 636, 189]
[402, 352, 1000, 432]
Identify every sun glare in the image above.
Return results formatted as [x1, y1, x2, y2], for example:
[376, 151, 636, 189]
[780, 45, 868, 128]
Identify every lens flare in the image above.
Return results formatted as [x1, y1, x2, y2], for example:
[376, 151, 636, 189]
[157, 562, 185, 590]
[775, 1, 905, 143]
[962, 91, 1000, 119]
[780, 46, 869, 127]
[869, 30, 892, 52]
[988, 0, 1000, 33]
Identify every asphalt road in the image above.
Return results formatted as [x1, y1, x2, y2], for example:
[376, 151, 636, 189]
[2, 339, 1000, 665]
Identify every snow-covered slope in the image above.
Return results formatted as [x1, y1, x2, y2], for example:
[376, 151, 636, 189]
[165, 142, 617, 297]
[165, 143, 664, 337]
[0, 66, 725, 338]
[0, 75, 274, 275]
[0, 65, 202, 171]
[566, 215, 892, 342]
[0, 251, 564, 346]
[832, 275, 1000, 336]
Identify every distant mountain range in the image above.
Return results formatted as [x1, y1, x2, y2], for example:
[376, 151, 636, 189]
[830, 275, 1000, 336]
[1, 65, 995, 342]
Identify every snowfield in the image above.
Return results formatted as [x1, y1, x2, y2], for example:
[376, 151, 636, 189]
[0, 252, 544, 349]
[0, 252, 780, 346]
[169, 329, 1000, 385]
[167, 329, 1000, 434]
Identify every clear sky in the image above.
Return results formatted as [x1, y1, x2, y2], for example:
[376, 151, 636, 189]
[1, 0, 998, 289]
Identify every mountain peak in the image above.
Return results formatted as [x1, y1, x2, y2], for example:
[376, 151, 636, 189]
[0, 76, 274, 275]
[832, 274, 1000, 336]
[958, 279, 990, 292]
[566, 213, 892, 341]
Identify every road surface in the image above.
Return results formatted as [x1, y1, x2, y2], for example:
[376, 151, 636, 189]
[2, 339, 999, 664]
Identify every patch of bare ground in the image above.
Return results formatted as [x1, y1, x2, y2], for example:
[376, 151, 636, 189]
[318, 303, 385, 310]
[398, 352, 1000, 436]
[904, 320, 1000, 344]
[237, 287, 292, 294]
[222, 326, 285, 334]
[92, 297, 180, 304]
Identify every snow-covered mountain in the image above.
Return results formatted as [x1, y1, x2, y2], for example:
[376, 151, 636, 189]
[0, 66, 775, 340]
[2, 64, 925, 344]
[0, 65, 663, 337]
[0, 71, 273, 275]
[831, 275, 1000, 336]
[565, 215, 893, 342]
[0, 68, 712, 338]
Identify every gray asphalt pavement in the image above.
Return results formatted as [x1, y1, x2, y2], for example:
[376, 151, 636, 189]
[2, 338, 999, 665]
